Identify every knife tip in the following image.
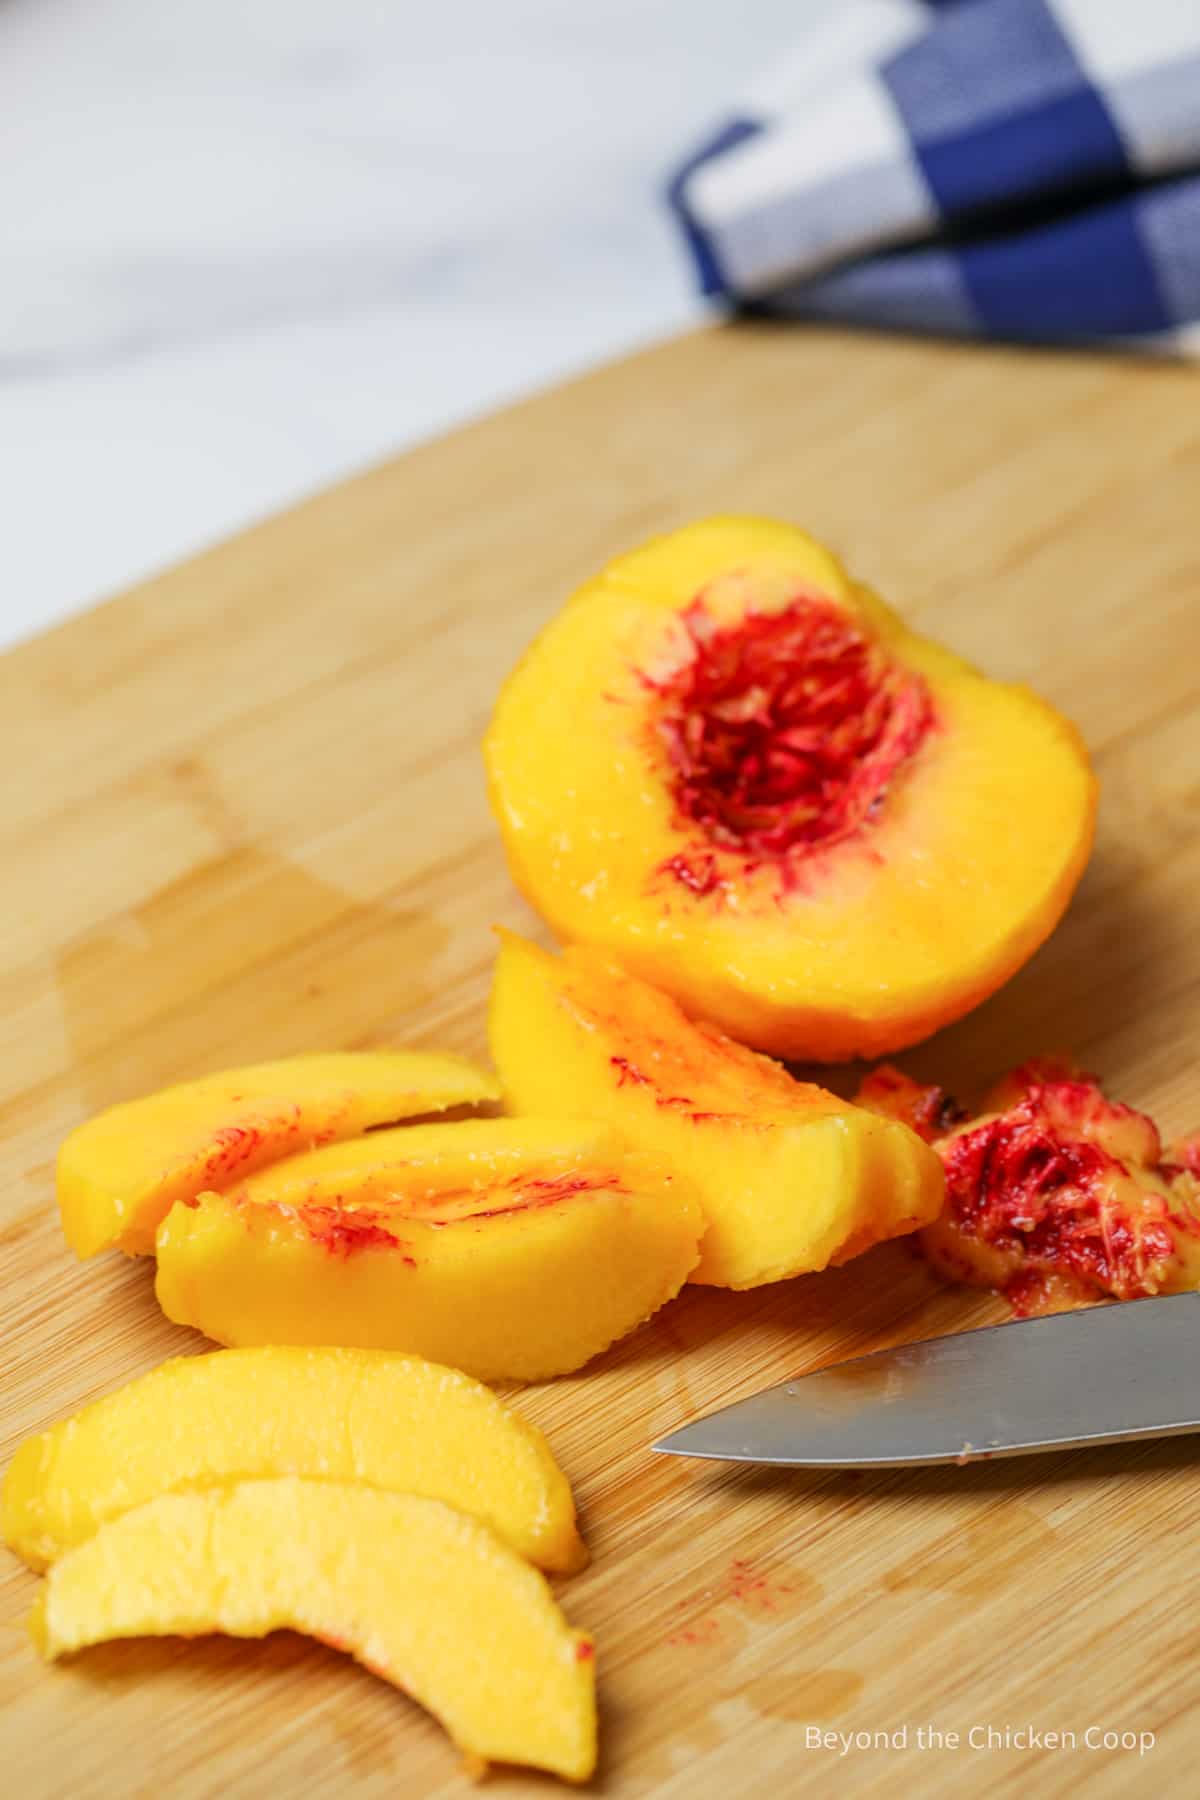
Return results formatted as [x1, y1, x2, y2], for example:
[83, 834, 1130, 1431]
[650, 1427, 730, 1459]
[650, 1427, 708, 1457]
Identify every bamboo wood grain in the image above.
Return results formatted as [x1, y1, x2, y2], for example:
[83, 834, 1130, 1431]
[2, 322, 1198, 1799]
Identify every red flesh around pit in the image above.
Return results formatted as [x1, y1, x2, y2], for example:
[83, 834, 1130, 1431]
[651, 597, 933, 891]
[859, 1062, 1200, 1313]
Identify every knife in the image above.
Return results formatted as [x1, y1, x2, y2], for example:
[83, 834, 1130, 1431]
[652, 1293, 1200, 1466]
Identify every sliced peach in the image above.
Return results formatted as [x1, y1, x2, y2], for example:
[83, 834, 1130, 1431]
[489, 931, 943, 1288]
[58, 1050, 499, 1259]
[485, 516, 1097, 1060]
[31, 1478, 596, 1783]
[858, 1060, 1200, 1314]
[2, 1346, 585, 1575]
[155, 1118, 702, 1379]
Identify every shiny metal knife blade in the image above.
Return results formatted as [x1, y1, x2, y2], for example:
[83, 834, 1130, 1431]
[653, 1293, 1200, 1466]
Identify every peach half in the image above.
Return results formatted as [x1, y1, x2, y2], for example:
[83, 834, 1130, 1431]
[155, 1118, 702, 1380]
[2, 1346, 586, 1575]
[485, 516, 1097, 1060]
[490, 932, 942, 1287]
[859, 1060, 1200, 1314]
[58, 1050, 499, 1259]
[31, 1479, 597, 1782]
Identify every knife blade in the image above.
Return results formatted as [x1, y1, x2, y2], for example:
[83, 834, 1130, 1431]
[652, 1293, 1200, 1466]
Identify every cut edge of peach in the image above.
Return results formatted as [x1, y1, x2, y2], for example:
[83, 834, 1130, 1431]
[30, 1478, 597, 1783]
[57, 1050, 502, 1260]
[2, 1345, 587, 1577]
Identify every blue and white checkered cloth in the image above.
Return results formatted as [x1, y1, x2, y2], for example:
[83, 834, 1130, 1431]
[667, 0, 1200, 353]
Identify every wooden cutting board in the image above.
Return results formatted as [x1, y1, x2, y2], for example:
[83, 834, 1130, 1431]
[2, 323, 1198, 1799]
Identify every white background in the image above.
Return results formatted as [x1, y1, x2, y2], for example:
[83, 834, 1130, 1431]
[0, 0, 818, 649]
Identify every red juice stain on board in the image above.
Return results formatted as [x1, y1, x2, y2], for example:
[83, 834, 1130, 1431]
[665, 1615, 727, 1649]
[665, 1560, 818, 1651]
[724, 1557, 808, 1615]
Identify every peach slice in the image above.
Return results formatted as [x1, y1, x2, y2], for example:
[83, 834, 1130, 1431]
[489, 931, 944, 1288]
[484, 516, 1097, 1060]
[31, 1478, 596, 1783]
[155, 1118, 703, 1379]
[858, 1060, 1200, 1314]
[2, 1346, 586, 1575]
[58, 1050, 499, 1259]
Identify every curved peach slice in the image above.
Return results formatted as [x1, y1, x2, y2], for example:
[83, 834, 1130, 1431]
[30, 1478, 596, 1783]
[58, 1050, 499, 1259]
[155, 1118, 702, 1379]
[2, 1346, 585, 1575]
[859, 1060, 1200, 1314]
[489, 932, 942, 1288]
[484, 516, 1097, 1060]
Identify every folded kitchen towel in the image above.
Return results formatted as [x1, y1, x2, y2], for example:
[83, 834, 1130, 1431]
[667, 0, 1200, 352]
